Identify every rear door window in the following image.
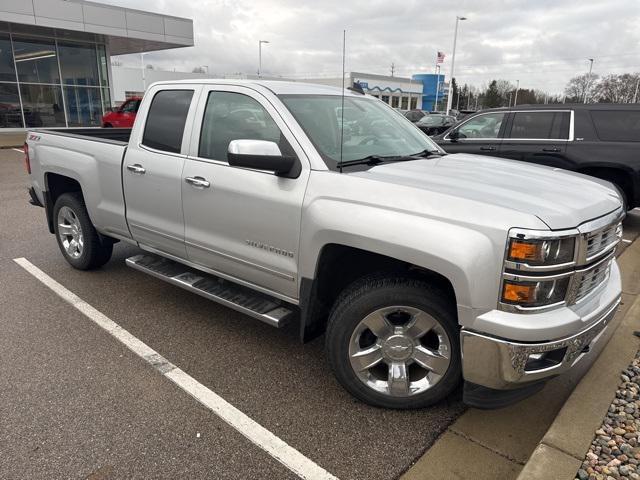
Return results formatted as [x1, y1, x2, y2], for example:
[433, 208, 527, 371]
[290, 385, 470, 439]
[455, 112, 505, 139]
[142, 89, 194, 153]
[590, 110, 640, 142]
[508, 111, 570, 139]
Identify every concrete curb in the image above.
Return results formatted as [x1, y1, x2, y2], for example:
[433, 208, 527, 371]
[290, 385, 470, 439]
[516, 240, 640, 480]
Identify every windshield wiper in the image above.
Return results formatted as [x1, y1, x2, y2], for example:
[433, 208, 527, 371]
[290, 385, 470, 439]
[338, 155, 400, 168]
[339, 150, 445, 169]
[410, 149, 447, 157]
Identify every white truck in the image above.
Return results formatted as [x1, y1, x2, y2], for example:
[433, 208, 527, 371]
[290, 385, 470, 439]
[25, 80, 624, 409]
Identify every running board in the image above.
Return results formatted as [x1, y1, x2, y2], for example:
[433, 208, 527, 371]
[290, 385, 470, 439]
[125, 254, 294, 328]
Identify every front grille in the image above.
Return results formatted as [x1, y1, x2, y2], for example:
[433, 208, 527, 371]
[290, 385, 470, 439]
[585, 222, 622, 261]
[570, 258, 612, 304]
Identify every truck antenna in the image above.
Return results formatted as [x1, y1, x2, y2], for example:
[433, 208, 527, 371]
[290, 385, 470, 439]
[339, 29, 346, 173]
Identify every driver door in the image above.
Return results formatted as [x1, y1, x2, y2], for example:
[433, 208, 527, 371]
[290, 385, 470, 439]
[439, 111, 507, 155]
[182, 86, 310, 299]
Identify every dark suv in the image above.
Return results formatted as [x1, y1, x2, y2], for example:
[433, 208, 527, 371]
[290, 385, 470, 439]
[433, 104, 640, 209]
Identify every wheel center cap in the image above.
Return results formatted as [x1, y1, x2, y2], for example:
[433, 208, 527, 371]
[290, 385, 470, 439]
[383, 335, 414, 361]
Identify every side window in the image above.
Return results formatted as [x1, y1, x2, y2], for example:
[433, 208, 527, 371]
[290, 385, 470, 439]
[122, 99, 140, 113]
[142, 90, 194, 154]
[199, 91, 289, 161]
[456, 113, 505, 139]
[591, 110, 640, 142]
[509, 111, 570, 139]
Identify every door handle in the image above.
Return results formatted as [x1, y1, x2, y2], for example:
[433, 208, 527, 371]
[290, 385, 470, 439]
[480, 146, 496, 151]
[185, 176, 210, 188]
[542, 147, 561, 152]
[126, 164, 146, 174]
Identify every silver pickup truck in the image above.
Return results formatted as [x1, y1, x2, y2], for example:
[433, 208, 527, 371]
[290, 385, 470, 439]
[25, 80, 624, 409]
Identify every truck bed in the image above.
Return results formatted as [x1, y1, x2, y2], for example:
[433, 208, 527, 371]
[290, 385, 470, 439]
[33, 127, 132, 144]
[28, 127, 132, 241]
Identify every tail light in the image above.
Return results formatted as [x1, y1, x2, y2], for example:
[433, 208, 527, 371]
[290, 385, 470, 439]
[24, 142, 31, 174]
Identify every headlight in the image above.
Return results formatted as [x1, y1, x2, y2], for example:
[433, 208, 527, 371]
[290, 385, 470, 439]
[501, 277, 571, 308]
[507, 237, 575, 266]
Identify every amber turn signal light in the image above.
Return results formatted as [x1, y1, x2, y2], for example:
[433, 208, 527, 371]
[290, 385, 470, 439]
[508, 240, 540, 262]
[502, 282, 535, 303]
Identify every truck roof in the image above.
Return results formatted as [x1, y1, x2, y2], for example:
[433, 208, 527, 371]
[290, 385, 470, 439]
[147, 78, 365, 97]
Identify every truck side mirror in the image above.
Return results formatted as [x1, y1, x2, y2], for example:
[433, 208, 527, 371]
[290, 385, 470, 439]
[227, 140, 297, 177]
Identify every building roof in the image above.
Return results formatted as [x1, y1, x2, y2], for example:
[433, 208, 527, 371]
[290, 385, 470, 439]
[0, 0, 193, 54]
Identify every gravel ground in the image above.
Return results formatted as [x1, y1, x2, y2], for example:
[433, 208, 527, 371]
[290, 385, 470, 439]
[576, 351, 640, 480]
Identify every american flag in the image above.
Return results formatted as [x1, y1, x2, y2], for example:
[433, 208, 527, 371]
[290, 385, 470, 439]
[436, 51, 445, 63]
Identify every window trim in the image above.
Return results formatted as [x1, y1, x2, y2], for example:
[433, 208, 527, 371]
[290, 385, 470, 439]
[504, 109, 574, 142]
[187, 84, 307, 175]
[444, 109, 575, 142]
[443, 110, 509, 141]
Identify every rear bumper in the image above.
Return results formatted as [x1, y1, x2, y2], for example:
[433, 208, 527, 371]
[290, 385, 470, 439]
[460, 295, 621, 390]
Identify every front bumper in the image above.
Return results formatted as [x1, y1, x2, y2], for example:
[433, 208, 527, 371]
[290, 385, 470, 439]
[460, 295, 621, 390]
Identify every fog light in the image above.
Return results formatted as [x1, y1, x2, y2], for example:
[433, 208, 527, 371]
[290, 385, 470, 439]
[524, 348, 567, 371]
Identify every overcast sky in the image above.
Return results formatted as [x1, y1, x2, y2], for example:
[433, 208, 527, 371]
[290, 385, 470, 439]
[101, 0, 640, 94]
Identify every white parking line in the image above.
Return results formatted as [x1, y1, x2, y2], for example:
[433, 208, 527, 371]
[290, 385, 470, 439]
[12, 148, 23, 154]
[13, 257, 338, 480]
[622, 239, 633, 244]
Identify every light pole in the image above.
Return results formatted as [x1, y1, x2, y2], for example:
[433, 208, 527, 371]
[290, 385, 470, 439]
[445, 15, 466, 115]
[140, 53, 146, 90]
[584, 58, 594, 103]
[258, 40, 270, 77]
[434, 65, 441, 112]
[513, 79, 519, 106]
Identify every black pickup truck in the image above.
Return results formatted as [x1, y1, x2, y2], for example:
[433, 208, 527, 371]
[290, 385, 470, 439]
[433, 104, 640, 209]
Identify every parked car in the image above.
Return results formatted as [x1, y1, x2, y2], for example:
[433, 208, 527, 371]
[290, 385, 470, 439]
[415, 114, 457, 135]
[404, 109, 428, 123]
[102, 97, 141, 128]
[25, 80, 623, 410]
[433, 104, 640, 209]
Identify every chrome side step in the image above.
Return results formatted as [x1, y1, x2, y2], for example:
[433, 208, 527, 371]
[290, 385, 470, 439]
[125, 254, 294, 328]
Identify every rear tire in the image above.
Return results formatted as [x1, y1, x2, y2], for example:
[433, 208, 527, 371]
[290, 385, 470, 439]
[325, 275, 461, 409]
[53, 192, 113, 270]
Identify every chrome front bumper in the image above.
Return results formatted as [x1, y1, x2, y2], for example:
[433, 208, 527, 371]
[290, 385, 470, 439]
[460, 296, 621, 390]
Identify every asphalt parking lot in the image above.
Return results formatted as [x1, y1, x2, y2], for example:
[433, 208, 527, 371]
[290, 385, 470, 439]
[1, 147, 639, 480]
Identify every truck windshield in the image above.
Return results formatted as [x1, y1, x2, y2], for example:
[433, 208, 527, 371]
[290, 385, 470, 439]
[279, 94, 443, 170]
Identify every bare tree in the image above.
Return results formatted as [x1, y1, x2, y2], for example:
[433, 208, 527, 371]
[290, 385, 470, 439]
[565, 73, 599, 102]
[192, 66, 206, 73]
[593, 73, 640, 103]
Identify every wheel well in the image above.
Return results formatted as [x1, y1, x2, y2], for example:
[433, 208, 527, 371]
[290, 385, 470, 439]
[299, 244, 457, 342]
[578, 167, 634, 208]
[44, 173, 83, 233]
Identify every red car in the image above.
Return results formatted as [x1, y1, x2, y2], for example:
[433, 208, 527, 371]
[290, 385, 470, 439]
[102, 97, 141, 128]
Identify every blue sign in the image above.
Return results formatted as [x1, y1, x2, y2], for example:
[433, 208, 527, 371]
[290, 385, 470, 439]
[358, 81, 368, 89]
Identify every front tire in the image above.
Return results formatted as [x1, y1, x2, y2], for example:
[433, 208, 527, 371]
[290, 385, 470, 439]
[325, 275, 461, 409]
[53, 192, 113, 270]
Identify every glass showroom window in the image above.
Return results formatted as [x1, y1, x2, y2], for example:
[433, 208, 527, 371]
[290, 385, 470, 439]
[59, 41, 103, 126]
[13, 36, 61, 84]
[20, 83, 65, 128]
[0, 33, 23, 127]
[0, 83, 23, 128]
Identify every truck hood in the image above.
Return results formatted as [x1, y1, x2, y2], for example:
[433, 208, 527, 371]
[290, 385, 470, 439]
[354, 154, 622, 230]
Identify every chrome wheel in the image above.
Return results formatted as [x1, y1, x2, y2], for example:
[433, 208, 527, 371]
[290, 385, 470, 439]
[348, 306, 452, 397]
[57, 206, 84, 259]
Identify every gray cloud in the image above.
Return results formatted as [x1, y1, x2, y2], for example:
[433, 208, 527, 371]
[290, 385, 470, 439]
[102, 0, 640, 94]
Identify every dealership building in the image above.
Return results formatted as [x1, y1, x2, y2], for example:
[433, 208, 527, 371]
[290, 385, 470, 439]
[0, 0, 193, 130]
